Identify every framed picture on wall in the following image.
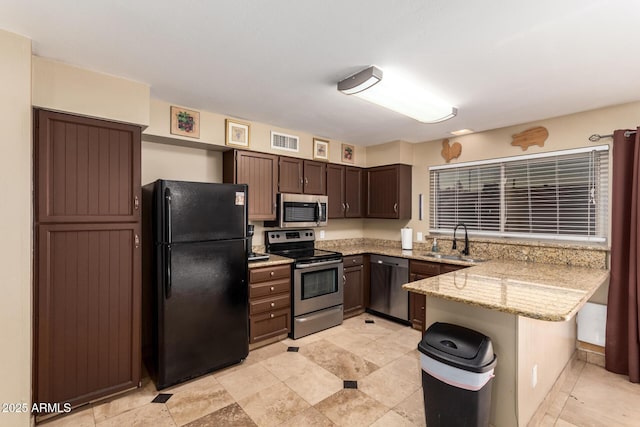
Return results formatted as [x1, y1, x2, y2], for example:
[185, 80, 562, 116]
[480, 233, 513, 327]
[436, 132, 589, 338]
[170, 106, 200, 138]
[342, 143, 355, 163]
[313, 138, 329, 161]
[225, 119, 250, 147]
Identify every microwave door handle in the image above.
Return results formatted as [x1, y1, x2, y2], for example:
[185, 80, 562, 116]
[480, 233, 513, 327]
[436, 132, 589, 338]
[316, 200, 321, 225]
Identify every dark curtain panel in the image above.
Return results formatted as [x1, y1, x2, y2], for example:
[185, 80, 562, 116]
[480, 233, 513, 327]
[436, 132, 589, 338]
[605, 127, 640, 383]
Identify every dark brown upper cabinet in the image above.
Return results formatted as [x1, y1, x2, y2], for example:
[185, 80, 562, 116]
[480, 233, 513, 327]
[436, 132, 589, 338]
[303, 160, 327, 195]
[35, 110, 141, 224]
[278, 156, 326, 195]
[327, 164, 345, 218]
[327, 164, 363, 218]
[278, 156, 304, 193]
[223, 150, 278, 221]
[344, 166, 363, 217]
[366, 164, 412, 219]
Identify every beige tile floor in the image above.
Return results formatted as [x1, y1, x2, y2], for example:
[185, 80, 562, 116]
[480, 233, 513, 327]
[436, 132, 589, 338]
[41, 313, 640, 427]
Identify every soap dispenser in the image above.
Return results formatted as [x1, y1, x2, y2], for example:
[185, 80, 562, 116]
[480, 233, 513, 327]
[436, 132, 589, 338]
[431, 238, 439, 252]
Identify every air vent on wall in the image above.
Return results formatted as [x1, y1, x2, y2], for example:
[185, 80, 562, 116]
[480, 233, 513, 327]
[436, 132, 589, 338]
[271, 131, 299, 152]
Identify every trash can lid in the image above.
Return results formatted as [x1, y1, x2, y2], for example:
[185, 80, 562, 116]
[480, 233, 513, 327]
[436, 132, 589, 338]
[418, 322, 497, 373]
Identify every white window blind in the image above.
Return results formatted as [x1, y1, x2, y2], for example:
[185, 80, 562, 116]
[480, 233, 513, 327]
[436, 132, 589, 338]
[429, 146, 609, 242]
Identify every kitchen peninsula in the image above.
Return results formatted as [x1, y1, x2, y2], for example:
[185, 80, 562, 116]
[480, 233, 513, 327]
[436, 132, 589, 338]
[403, 260, 609, 427]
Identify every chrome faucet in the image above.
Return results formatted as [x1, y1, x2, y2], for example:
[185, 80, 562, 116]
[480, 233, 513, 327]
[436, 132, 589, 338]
[452, 223, 470, 256]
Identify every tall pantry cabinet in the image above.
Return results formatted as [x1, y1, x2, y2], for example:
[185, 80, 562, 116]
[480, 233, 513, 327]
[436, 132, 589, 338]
[33, 110, 142, 409]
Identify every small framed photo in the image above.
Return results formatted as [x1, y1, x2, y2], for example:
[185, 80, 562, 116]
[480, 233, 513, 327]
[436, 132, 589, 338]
[313, 138, 329, 161]
[226, 119, 250, 147]
[170, 106, 200, 138]
[342, 143, 355, 163]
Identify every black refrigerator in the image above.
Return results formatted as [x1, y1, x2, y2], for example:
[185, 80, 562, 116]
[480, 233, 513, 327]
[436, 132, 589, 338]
[143, 180, 249, 389]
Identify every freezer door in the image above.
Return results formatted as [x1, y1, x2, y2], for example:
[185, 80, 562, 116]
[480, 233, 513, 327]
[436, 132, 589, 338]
[155, 180, 247, 243]
[156, 239, 248, 389]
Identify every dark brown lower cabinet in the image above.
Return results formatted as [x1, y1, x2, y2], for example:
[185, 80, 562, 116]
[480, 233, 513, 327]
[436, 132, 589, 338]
[248, 265, 292, 344]
[35, 223, 141, 407]
[409, 260, 440, 332]
[408, 260, 467, 332]
[343, 255, 365, 318]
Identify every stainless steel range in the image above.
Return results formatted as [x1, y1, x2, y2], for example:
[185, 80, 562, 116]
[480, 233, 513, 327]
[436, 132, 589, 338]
[265, 229, 343, 339]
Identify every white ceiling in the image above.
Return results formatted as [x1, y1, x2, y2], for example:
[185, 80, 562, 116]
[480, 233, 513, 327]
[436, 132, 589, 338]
[2, 0, 640, 146]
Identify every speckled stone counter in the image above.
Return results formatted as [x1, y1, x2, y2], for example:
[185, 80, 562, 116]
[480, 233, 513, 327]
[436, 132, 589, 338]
[403, 259, 609, 321]
[247, 254, 293, 269]
[327, 244, 478, 267]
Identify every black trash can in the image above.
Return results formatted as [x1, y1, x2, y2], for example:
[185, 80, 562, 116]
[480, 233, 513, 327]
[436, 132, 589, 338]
[418, 322, 497, 427]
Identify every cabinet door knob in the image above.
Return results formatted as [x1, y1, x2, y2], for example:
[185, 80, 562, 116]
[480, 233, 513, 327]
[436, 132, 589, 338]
[341, 202, 346, 212]
[270, 313, 275, 318]
[270, 271, 275, 276]
[346, 202, 350, 212]
[270, 302, 275, 307]
[352, 259, 357, 264]
[270, 286, 275, 292]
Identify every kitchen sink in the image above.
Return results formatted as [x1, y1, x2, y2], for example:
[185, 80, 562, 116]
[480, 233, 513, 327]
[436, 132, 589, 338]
[422, 252, 486, 263]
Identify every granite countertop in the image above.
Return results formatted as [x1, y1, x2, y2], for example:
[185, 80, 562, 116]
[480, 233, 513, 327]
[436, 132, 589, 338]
[402, 259, 609, 321]
[248, 254, 293, 269]
[335, 244, 477, 267]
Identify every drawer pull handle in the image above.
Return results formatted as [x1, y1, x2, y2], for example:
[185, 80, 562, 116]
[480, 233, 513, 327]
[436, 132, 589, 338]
[270, 286, 275, 291]
[270, 271, 275, 276]
[270, 313, 275, 318]
[352, 259, 357, 263]
[270, 302, 275, 307]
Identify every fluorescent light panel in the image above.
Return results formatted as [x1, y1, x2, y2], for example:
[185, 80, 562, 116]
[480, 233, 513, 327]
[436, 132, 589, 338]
[338, 66, 457, 123]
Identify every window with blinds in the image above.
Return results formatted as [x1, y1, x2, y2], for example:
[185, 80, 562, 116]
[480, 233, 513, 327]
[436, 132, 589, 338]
[429, 146, 609, 242]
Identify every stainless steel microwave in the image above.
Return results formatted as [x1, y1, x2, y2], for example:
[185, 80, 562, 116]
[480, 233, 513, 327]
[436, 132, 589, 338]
[273, 193, 328, 228]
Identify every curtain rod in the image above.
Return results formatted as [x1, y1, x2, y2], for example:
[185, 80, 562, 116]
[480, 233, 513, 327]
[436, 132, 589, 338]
[589, 130, 637, 142]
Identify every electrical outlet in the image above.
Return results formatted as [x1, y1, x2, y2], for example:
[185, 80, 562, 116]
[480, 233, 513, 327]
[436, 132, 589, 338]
[417, 232, 423, 241]
[319, 230, 325, 239]
[532, 364, 538, 388]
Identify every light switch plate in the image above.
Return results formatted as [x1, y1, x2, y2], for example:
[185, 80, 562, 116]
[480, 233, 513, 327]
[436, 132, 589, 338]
[319, 230, 325, 239]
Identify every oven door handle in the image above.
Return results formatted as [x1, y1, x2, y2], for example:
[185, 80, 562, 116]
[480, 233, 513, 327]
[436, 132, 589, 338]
[296, 259, 342, 269]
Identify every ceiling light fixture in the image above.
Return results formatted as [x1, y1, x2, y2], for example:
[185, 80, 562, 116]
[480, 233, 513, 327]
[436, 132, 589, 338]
[337, 65, 457, 123]
[450, 128, 474, 136]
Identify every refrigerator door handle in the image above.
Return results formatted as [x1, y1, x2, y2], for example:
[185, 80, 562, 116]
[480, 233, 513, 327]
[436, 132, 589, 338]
[164, 187, 172, 243]
[165, 245, 172, 299]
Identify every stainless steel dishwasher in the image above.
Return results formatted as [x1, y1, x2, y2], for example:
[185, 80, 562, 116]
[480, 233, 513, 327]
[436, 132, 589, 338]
[369, 254, 410, 322]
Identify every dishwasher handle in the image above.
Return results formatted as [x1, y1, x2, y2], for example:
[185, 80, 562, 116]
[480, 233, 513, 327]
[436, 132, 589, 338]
[375, 260, 401, 267]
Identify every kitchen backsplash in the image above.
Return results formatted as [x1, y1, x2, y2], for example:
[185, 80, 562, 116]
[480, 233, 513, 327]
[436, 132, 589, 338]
[315, 237, 608, 269]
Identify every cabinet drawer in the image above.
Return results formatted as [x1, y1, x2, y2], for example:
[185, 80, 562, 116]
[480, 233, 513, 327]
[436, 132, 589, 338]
[250, 294, 291, 315]
[249, 278, 291, 299]
[440, 263, 466, 274]
[410, 260, 440, 276]
[250, 308, 291, 343]
[250, 265, 291, 283]
[343, 255, 364, 266]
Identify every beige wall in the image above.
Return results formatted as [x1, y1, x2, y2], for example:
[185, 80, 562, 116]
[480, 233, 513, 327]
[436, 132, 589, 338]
[425, 297, 518, 427]
[145, 98, 367, 167]
[141, 140, 222, 185]
[0, 29, 32, 427]
[425, 297, 576, 427]
[32, 56, 150, 127]
[143, 98, 369, 246]
[517, 316, 575, 425]
[364, 101, 640, 244]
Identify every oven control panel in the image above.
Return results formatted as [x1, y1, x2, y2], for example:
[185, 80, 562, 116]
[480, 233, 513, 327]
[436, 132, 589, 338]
[266, 229, 315, 244]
